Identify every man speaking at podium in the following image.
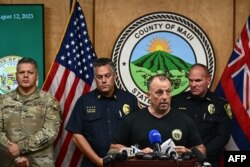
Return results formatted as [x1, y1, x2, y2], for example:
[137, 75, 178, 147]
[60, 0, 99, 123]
[110, 74, 206, 159]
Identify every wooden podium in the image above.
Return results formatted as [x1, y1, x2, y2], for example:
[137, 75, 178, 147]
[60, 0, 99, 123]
[109, 158, 196, 167]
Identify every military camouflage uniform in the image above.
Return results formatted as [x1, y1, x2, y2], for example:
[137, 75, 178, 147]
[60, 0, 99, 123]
[0, 89, 62, 167]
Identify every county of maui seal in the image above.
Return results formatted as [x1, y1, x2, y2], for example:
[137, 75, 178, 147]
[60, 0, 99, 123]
[0, 55, 22, 94]
[112, 12, 215, 106]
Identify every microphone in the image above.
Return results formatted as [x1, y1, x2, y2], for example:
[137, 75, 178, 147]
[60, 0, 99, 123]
[148, 129, 162, 157]
[169, 150, 179, 160]
[181, 150, 195, 160]
[103, 149, 128, 167]
[161, 138, 179, 160]
[191, 147, 211, 167]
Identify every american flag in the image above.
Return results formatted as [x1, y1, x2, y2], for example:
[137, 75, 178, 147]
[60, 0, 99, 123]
[42, 1, 96, 166]
[215, 15, 250, 151]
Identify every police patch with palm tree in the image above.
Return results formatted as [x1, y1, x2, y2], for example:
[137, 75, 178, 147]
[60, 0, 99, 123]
[112, 12, 215, 106]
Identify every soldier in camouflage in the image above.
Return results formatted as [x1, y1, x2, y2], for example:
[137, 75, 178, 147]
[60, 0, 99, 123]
[0, 57, 62, 167]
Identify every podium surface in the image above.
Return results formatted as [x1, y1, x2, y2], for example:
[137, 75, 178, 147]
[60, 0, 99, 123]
[109, 158, 196, 167]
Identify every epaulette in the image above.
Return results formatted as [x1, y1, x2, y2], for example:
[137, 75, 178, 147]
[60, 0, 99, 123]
[217, 96, 228, 102]
[206, 97, 212, 101]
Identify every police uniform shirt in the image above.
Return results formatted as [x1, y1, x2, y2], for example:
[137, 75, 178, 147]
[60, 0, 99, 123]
[171, 91, 232, 156]
[113, 107, 202, 149]
[66, 88, 138, 165]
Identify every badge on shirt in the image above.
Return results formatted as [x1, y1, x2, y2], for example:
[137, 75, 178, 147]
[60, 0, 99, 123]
[208, 104, 215, 114]
[172, 129, 182, 141]
[224, 103, 233, 119]
[123, 104, 130, 115]
[178, 107, 187, 111]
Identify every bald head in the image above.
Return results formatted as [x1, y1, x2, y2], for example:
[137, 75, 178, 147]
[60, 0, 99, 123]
[147, 74, 172, 115]
[147, 74, 171, 91]
[189, 64, 210, 78]
[188, 64, 211, 97]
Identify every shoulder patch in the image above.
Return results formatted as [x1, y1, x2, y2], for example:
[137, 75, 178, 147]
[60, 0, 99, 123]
[224, 104, 233, 119]
[218, 96, 227, 101]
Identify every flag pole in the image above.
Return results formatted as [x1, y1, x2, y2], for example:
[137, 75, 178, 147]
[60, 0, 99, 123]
[70, 0, 73, 12]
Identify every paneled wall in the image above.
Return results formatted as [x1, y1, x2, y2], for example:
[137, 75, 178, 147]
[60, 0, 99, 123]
[0, 0, 249, 90]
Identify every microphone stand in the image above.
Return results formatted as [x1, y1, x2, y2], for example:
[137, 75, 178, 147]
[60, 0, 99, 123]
[170, 151, 181, 167]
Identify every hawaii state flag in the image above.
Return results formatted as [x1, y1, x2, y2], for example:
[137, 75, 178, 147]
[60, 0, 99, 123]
[215, 15, 250, 151]
[42, 0, 96, 166]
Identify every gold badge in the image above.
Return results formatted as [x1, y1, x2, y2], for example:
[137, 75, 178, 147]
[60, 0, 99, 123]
[87, 106, 96, 113]
[123, 104, 130, 115]
[224, 104, 233, 119]
[208, 104, 215, 114]
[172, 129, 182, 141]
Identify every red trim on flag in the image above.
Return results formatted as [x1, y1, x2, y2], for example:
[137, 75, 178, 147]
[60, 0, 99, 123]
[42, 62, 59, 91]
[55, 133, 73, 167]
[42, 0, 96, 165]
[246, 75, 249, 111]
[69, 147, 82, 167]
[54, 69, 70, 101]
[82, 82, 92, 95]
[221, 69, 250, 141]
[54, 76, 80, 146]
[62, 77, 80, 120]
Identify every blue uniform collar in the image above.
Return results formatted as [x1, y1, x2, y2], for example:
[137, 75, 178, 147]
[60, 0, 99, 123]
[186, 90, 213, 101]
[94, 87, 119, 100]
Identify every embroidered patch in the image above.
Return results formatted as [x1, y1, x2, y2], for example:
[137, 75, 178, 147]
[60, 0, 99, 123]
[224, 104, 233, 119]
[172, 129, 182, 141]
[86, 106, 96, 113]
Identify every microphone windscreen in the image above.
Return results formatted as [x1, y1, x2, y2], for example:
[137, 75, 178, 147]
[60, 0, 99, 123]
[191, 147, 206, 163]
[119, 150, 128, 160]
[149, 129, 162, 144]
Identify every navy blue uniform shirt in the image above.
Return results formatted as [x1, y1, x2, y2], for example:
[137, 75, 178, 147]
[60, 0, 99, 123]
[66, 88, 138, 167]
[172, 90, 232, 167]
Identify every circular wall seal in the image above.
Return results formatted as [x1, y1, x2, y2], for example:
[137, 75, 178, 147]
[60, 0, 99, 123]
[0, 55, 22, 94]
[112, 12, 215, 106]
